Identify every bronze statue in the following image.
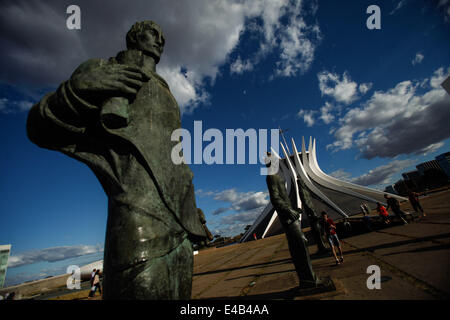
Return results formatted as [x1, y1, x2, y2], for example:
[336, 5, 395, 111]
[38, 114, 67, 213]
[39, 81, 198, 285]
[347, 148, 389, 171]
[265, 155, 331, 290]
[27, 21, 206, 299]
[296, 174, 329, 253]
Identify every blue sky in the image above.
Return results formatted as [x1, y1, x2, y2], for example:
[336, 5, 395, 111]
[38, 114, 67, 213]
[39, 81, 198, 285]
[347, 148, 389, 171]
[0, 0, 449, 286]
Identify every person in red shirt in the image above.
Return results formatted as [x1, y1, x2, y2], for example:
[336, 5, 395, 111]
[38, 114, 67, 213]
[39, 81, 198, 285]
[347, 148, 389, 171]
[321, 211, 344, 265]
[376, 202, 391, 224]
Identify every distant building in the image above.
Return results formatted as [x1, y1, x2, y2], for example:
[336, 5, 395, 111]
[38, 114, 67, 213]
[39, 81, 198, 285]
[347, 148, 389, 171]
[0, 245, 11, 288]
[416, 158, 449, 189]
[402, 170, 422, 191]
[416, 160, 443, 176]
[436, 152, 450, 178]
[402, 170, 420, 181]
[394, 179, 409, 196]
[387, 151, 450, 194]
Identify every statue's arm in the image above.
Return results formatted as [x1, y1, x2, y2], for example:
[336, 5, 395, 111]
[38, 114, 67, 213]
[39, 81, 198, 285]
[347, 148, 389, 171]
[27, 59, 103, 150]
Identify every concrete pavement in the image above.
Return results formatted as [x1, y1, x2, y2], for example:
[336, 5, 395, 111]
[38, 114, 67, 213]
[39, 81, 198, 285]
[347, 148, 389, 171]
[192, 190, 450, 300]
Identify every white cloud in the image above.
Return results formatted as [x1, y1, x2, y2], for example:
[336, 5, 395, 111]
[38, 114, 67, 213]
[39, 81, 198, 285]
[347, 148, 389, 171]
[213, 188, 241, 203]
[329, 169, 352, 181]
[220, 208, 263, 225]
[8, 244, 103, 268]
[358, 83, 373, 95]
[296, 102, 339, 126]
[229, 0, 321, 79]
[230, 56, 254, 74]
[195, 189, 216, 197]
[158, 66, 210, 115]
[412, 52, 424, 66]
[0, 0, 321, 114]
[416, 142, 445, 156]
[330, 159, 415, 188]
[318, 71, 371, 105]
[0, 98, 33, 114]
[319, 102, 335, 124]
[296, 101, 340, 127]
[297, 109, 317, 127]
[351, 159, 416, 186]
[213, 188, 269, 212]
[273, 1, 321, 77]
[200, 188, 269, 236]
[328, 67, 450, 159]
[214, 207, 263, 236]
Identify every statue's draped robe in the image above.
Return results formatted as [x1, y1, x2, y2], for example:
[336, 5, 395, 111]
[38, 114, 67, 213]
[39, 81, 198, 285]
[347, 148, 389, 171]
[27, 50, 206, 299]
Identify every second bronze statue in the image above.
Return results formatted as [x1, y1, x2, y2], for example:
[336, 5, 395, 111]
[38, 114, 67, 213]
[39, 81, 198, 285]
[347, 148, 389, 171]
[265, 154, 334, 291]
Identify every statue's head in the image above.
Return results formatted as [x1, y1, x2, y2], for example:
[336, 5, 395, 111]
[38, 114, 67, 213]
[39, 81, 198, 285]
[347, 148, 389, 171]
[126, 20, 165, 63]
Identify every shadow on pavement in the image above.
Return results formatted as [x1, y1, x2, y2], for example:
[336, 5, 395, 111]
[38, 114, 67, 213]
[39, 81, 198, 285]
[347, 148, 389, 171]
[193, 258, 292, 277]
[342, 232, 450, 255]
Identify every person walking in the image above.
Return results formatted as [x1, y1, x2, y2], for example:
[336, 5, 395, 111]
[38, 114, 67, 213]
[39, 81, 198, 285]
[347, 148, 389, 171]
[90, 269, 96, 287]
[384, 194, 409, 224]
[321, 212, 344, 265]
[376, 202, 391, 224]
[408, 191, 426, 218]
[93, 270, 102, 296]
[360, 202, 370, 216]
[88, 269, 102, 298]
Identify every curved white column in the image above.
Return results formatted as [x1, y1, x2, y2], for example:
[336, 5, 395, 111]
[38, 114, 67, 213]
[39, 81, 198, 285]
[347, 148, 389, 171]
[240, 203, 274, 242]
[310, 138, 407, 202]
[291, 138, 349, 218]
[300, 137, 379, 203]
[261, 208, 277, 239]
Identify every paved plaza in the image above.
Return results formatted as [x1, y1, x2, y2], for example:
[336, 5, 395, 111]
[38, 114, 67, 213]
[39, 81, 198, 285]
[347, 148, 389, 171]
[191, 190, 450, 300]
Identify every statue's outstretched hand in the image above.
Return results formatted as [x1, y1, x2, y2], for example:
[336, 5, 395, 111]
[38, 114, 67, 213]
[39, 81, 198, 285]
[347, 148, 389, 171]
[70, 63, 147, 101]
